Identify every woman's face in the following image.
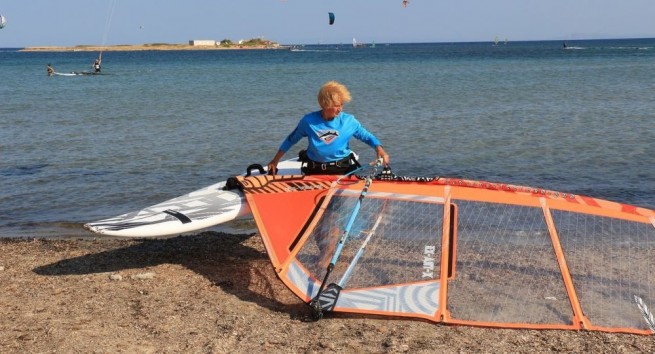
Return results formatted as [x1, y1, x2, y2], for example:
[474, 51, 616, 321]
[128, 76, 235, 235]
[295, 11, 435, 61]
[322, 103, 343, 120]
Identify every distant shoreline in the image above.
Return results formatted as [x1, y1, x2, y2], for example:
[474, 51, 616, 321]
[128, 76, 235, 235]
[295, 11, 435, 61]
[20, 43, 288, 52]
[15, 37, 655, 52]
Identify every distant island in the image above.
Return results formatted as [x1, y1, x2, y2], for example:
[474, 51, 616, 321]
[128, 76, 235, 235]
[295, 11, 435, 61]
[20, 38, 287, 52]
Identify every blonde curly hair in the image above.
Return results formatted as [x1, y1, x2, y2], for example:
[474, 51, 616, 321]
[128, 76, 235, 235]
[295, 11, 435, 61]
[317, 81, 352, 109]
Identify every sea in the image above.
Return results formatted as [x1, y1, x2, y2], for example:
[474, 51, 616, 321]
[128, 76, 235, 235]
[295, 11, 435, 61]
[1, 38, 654, 238]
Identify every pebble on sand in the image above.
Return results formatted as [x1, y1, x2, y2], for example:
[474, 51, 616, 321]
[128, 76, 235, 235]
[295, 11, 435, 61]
[132, 272, 156, 280]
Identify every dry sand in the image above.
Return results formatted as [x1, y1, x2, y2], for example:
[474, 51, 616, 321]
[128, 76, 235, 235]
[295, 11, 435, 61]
[1, 231, 653, 353]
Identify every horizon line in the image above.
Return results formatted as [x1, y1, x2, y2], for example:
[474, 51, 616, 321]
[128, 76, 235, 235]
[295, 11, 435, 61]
[3, 36, 655, 49]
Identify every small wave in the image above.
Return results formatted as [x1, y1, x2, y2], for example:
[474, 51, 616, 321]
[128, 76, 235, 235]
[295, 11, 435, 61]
[607, 46, 650, 50]
[0, 221, 90, 238]
[59, 168, 113, 177]
[0, 164, 49, 177]
[564, 46, 651, 51]
[290, 49, 340, 52]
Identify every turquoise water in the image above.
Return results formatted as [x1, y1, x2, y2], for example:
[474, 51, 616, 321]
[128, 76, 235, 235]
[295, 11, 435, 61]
[1, 39, 654, 237]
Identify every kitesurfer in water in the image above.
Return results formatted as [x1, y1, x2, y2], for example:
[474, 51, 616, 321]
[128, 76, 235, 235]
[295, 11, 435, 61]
[93, 57, 102, 73]
[47, 64, 55, 76]
[267, 81, 389, 175]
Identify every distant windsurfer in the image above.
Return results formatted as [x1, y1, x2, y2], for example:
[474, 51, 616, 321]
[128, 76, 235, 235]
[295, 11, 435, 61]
[47, 63, 55, 76]
[563, 42, 568, 49]
[267, 81, 389, 175]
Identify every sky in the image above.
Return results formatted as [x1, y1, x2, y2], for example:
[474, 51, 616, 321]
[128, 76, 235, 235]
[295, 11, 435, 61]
[1, 0, 655, 48]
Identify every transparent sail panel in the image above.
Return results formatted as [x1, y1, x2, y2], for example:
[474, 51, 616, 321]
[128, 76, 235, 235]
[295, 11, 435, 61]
[448, 201, 573, 325]
[296, 193, 444, 289]
[553, 211, 655, 331]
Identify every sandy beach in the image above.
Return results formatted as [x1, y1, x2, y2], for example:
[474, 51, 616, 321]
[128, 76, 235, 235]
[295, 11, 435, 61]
[1, 231, 654, 353]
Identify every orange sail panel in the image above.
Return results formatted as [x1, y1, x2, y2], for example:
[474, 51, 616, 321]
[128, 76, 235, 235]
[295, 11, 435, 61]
[237, 175, 332, 268]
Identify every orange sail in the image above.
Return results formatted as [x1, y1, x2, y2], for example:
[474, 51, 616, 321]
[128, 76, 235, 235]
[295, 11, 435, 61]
[237, 173, 655, 335]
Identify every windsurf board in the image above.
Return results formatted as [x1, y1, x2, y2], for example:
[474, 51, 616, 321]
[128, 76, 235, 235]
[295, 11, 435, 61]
[84, 158, 302, 238]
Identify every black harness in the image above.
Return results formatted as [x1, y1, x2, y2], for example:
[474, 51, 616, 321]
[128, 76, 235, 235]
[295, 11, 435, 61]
[299, 150, 361, 175]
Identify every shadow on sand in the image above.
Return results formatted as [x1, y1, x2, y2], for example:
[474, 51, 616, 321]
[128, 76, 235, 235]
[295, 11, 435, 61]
[32, 231, 311, 320]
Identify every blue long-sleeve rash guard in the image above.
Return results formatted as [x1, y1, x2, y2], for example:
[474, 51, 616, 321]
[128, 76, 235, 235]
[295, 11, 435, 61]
[279, 111, 382, 163]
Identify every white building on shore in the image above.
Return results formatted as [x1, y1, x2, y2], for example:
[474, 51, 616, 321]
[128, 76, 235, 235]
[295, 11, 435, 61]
[188, 40, 217, 46]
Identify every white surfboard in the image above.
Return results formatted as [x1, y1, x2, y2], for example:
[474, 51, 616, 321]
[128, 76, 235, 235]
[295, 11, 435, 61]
[84, 158, 303, 238]
[53, 72, 78, 77]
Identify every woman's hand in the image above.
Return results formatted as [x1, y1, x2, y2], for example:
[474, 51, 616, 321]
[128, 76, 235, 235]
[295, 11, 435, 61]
[267, 150, 285, 175]
[376, 146, 390, 166]
[267, 161, 278, 175]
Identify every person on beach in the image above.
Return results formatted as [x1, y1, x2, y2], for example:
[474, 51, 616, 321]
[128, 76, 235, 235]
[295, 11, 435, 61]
[266, 81, 389, 175]
[47, 63, 55, 76]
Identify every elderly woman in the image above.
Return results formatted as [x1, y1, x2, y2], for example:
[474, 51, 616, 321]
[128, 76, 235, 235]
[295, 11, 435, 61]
[267, 81, 389, 175]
